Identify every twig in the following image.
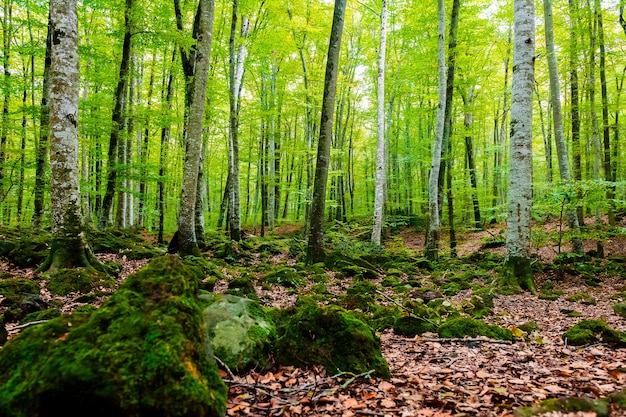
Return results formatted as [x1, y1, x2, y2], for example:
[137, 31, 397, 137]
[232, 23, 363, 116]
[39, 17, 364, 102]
[214, 355, 237, 381]
[8, 319, 49, 331]
[419, 337, 513, 345]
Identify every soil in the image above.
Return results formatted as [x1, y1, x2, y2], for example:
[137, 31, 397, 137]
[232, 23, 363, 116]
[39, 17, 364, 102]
[1, 224, 625, 417]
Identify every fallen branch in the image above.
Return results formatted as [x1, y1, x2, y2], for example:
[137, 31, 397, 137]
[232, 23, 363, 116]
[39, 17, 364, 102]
[8, 319, 49, 331]
[419, 336, 513, 345]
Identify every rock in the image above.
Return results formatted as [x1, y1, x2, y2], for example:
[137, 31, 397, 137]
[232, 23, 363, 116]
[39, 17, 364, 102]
[3, 294, 47, 323]
[202, 294, 275, 372]
[0, 318, 7, 346]
[273, 297, 390, 379]
[0, 254, 227, 417]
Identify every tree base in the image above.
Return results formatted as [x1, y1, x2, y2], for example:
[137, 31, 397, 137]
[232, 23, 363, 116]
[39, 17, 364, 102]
[501, 256, 536, 294]
[38, 236, 109, 275]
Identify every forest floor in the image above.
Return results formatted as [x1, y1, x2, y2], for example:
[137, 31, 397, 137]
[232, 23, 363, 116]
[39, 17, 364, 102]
[2, 222, 626, 417]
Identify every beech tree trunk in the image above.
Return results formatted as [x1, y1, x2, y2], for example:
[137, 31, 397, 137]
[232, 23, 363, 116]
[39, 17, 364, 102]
[543, 0, 583, 255]
[425, 0, 447, 261]
[307, 0, 347, 263]
[505, 0, 535, 293]
[177, 0, 214, 256]
[40, 0, 102, 273]
[371, 0, 388, 246]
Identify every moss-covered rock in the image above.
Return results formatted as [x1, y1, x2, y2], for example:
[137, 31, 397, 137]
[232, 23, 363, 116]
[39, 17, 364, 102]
[438, 317, 514, 341]
[562, 319, 626, 346]
[263, 267, 303, 288]
[47, 268, 117, 295]
[340, 281, 377, 311]
[2, 293, 48, 323]
[273, 297, 390, 379]
[224, 274, 258, 300]
[88, 229, 161, 260]
[202, 294, 275, 372]
[0, 254, 227, 417]
[393, 315, 437, 337]
[462, 287, 496, 318]
[19, 307, 61, 324]
[0, 277, 40, 297]
[515, 396, 610, 417]
[566, 292, 596, 305]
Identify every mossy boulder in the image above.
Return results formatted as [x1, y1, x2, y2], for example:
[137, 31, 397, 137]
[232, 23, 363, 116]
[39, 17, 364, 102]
[263, 267, 303, 288]
[273, 297, 390, 379]
[47, 268, 117, 295]
[202, 294, 275, 372]
[88, 229, 161, 260]
[2, 293, 48, 323]
[340, 281, 377, 311]
[224, 274, 258, 300]
[438, 317, 514, 341]
[393, 315, 437, 337]
[0, 277, 40, 297]
[462, 288, 496, 318]
[0, 254, 227, 417]
[562, 319, 626, 346]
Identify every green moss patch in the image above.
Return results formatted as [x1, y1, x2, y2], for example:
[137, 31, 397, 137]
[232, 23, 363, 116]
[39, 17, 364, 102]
[263, 267, 303, 288]
[515, 396, 610, 417]
[0, 254, 227, 417]
[613, 302, 626, 318]
[47, 268, 117, 295]
[438, 317, 514, 341]
[562, 319, 626, 346]
[224, 274, 258, 300]
[273, 297, 390, 379]
[566, 293, 596, 305]
[88, 229, 162, 260]
[0, 278, 40, 298]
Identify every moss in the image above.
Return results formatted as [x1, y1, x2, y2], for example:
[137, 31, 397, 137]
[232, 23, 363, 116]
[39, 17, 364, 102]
[340, 281, 377, 311]
[19, 308, 61, 324]
[515, 397, 610, 417]
[438, 317, 514, 341]
[273, 297, 390, 379]
[613, 303, 626, 318]
[609, 389, 626, 408]
[519, 322, 539, 333]
[538, 280, 563, 300]
[393, 315, 437, 337]
[263, 267, 303, 288]
[562, 319, 626, 346]
[0, 254, 227, 417]
[462, 287, 496, 318]
[224, 274, 258, 300]
[88, 229, 161, 260]
[47, 268, 116, 296]
[0, 278, 40, 297]
[566, 293, 596, 305]
[381, 276, 401, 287]
[501, 256, 535, 294]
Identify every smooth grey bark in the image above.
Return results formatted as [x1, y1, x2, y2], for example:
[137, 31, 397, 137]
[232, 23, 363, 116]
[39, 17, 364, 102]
[40, 0, 103, 273]
[543, 0, 583, 255]
[371, 0, 388, 246]
[505, 0, 536, 293]
[177, 0, 214, 256]
[462, 87, 481, 229]
[307, 0, 347, 263]
[425, 0, 447, 261]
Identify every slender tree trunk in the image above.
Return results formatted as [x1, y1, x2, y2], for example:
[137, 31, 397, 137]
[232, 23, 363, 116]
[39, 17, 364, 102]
[32, 11, 52, 230]
[505, 0, 536, 293]
[157, 51, 176, 245]
[0, 0, 13, 217]
[98, 0, 133, 230]
[534, 83, 553, 184]
[177, 0, 214, 256]
[596, 0, 615, 226]
[569, 0, 584, 226]
[493, 27, 512, 212]
[425, 0, 447, 261]
[372, 0, 388, 246]
[462, 87, 481, 229]
[544, 0, 583, 255]
[307, 0, 347, 263]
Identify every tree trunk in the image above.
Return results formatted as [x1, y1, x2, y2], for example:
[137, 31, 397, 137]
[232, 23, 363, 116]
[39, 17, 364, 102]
[543, 0, 583, 255]
[505, 0, 536, 293]
[569, 0, 584, 226]
[425, 0, 447, 261]
[0, 0, 13, 218]
[40, 0, 103, 273]
[372, 0, 388, 246]
[32, 11, 52, 230]
[596, 0, 615, 226]
[307, 0, 347, 263]
[462, 87, 481, 229]
[98, 0, 133, 230]
[177, 0, 214, 256]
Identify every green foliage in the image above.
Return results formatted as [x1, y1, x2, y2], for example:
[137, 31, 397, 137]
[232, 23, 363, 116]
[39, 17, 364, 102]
[273, 297, 390, 379]
[562, 319, 626, 346]
[0, 254, 227, 417]
[438, 317, 514, 341]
